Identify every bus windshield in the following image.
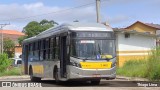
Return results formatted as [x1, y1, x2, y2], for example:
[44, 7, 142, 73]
[71, 39, 116, 60]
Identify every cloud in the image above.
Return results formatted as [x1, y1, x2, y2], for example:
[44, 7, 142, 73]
[0, 2, 97, 23]
[3, 24, 23, 31]
[0, 2, 98, 31]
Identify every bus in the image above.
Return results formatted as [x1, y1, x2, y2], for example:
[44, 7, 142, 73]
[22, 22, 116, 85]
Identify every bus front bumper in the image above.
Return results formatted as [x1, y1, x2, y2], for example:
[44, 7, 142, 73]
[67, 66, 116, 80]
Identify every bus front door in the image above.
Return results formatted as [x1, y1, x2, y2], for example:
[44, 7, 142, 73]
[24, 45, 29, 74]
[60, 36, 67, 78]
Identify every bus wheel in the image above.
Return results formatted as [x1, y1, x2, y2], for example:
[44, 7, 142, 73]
[91, 80, 100, 85]
[54, 69, 61, 84]
[29, 67, 41, 82]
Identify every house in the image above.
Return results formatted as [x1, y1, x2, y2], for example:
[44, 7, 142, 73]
[0, 30, 25, 58]
[102, 22, 158, 67]
[125, 21, 160, 46]
[114, 28, 157, 67]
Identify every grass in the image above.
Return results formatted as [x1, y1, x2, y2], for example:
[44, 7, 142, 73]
[117, 47, 160, 81]
[0, 67, 22, 77]
[117, 60, 148, 78]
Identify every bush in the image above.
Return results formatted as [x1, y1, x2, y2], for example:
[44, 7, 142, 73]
[0, 67, 21, 77]
[117, 46, 160, 81]
[147, 47, 160, 81]
[117, 60, 148, 78]
[0, 53, 12, 72]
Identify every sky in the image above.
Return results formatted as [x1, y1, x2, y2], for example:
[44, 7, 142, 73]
[0, 0, 160, 31]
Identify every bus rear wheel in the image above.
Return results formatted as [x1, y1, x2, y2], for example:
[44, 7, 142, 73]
[29, 67, 41, 82]
[54, 68, 61, 84]
[91, 80, 100, 85]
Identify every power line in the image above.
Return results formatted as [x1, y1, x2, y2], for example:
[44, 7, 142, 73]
[0, 0, 107, 21]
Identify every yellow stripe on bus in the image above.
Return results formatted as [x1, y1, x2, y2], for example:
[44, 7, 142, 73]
[80, 62, 112, 69]
[32, 65, 44, 74]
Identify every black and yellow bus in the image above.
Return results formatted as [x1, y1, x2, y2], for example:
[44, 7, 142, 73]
[22, 22, 116, 85]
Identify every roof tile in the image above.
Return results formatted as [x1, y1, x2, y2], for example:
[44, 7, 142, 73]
[0, 30, 25, 36]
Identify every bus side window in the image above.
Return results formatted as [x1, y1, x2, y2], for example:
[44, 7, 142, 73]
[46, 38, 50, 60]
[40, 40, 44, 61]
[52, 37, 56, 60]
[38, 40, 41, 61]
[45, 38, 49, 60]
[29, 43, 34, 61]
[50, 38, 54, 60]
[35, 41, 39, 61]
[43, 39, 46, 60]
[33, 42, 35, 60]
[55, 36, 60, 60]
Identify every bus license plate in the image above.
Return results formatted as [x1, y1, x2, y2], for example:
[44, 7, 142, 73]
[92, 74, 101, 77]
[80, 62, 112, 69]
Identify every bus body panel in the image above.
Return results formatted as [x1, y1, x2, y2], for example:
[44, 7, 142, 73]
[67, 65, 116, 80]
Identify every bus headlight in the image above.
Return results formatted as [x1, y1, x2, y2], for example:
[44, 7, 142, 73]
[70, 62, 81, 68]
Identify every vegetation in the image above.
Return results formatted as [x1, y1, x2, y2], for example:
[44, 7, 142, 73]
[0, 67, 21, 77]
[0, 53, 22, 77]
[117, 47, 160, 81]
[18, 36, 27, 46]
[0, 54, 12, 72]
[147, 46, 160, 80]
[18, 19, 58, 45]
[23, 19, 58, 38]
[3, 38, 15, 58]
[117, 60, 148, 78]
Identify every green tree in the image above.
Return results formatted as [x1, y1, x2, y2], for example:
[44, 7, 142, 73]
[23, 19, 58, 38]
[18, 19, 58, 45]
[3, 38, 15, 58]
[18, 36, 27, 46]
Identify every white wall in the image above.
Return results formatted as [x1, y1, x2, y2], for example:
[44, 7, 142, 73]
[116, 33, 156, 51]
[156, 30, 160, 35]
[156, 30, 160, 38]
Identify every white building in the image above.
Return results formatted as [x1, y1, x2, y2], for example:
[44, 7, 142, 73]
[114, 29, 157, 67]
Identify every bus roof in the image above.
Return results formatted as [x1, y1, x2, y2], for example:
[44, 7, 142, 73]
[23, 22, 113, 43]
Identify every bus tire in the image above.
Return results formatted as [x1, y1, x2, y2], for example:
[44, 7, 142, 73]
[91, 79, 100, 85]
[29, 67, 41, 82]
[54, 68, 61, 84]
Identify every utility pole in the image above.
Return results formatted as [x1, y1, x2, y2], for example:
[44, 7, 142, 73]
[96, 0, 101, 23]
[0, 23, 10, 54]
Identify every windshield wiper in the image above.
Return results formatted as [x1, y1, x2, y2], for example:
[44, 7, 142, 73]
[98, 44, 101, 54]
[71, 56, 84, 60]
[104, 56, 116, 61]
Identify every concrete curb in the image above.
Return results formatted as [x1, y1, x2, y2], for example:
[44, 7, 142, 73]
[116, 75, 148, 81]
[0, 75, 30, 80]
